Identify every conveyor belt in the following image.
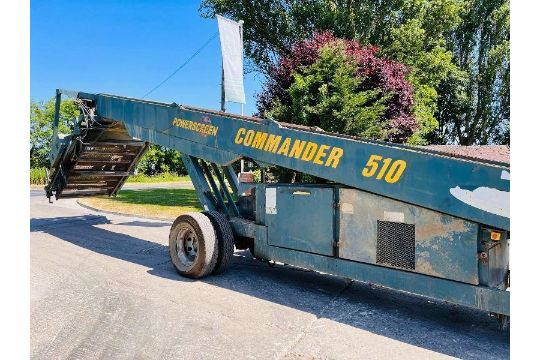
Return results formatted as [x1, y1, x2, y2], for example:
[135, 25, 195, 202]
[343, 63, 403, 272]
[45, 127, 148, 199]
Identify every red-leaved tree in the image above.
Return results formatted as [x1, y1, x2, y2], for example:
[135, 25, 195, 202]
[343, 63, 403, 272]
[257, 32, 417, 143]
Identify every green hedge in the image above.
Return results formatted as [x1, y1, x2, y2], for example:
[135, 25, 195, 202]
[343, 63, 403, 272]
[30, 168, 47, 185]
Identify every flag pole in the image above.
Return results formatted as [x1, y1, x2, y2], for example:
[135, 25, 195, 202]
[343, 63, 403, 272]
[239, 19, 244, 116]
[238, 19, 245, 172]
[220, 65, 225, 112]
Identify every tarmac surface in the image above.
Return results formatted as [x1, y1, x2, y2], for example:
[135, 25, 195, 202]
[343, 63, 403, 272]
[30, 188, 509, 360]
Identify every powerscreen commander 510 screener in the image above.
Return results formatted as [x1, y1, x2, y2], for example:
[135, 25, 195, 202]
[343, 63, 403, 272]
[45, 89, 510, 328]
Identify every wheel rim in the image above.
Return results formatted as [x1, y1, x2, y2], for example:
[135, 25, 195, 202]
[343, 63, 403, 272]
[175, 223, 199, 267]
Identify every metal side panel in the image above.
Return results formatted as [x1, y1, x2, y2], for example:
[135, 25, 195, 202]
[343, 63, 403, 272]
[338, 189, 480, 285]
[266, 186, 335, 256]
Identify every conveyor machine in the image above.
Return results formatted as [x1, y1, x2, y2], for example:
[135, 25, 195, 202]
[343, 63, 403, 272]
[45, 89, 510, 326]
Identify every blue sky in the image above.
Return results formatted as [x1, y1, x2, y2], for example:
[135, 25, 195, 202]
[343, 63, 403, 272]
[31, 0, 263, 115]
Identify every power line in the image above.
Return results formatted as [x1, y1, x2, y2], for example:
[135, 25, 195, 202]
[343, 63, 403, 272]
[142, 32, 219, 99]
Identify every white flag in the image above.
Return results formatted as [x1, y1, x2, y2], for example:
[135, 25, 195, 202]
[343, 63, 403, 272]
[217, 15, 246, 104]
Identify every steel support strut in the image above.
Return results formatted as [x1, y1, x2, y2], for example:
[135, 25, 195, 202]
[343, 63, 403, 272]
[200, 160, 228, 214]
[181, 155, 216, 212]
[211, 163, 240, 217]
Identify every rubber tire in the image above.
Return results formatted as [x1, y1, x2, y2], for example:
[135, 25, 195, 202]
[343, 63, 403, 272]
[169, 212, 219, 278]
[203, 211, 235, 275]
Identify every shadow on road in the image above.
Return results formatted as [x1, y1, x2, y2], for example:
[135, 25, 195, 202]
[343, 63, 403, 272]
[31, 215, 509, 359]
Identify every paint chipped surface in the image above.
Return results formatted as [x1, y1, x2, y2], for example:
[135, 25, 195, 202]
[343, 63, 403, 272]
[415, 217, 468, 242]
[339, 189, 479, 285]
[450, 186, 510, 218]
[415, 215, 479, 285]
[416, 260, 444, 278]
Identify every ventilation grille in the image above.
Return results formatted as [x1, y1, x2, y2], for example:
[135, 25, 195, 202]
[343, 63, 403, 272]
[376, 220, 416, 270]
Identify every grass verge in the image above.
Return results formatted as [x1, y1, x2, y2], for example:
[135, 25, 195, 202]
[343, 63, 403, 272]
[30, 169, 191, 185]
[126, 173, 191, 183]
[78, 188, 202, 220]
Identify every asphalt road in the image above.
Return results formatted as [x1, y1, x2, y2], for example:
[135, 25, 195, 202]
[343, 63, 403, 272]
[30, 190, 509, 360]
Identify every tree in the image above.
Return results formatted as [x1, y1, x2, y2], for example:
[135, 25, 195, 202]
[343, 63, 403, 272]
[268, 45, 388, 139]
[258, 32, 417, 142]
[30, 98, 79, 168]
[200, 0, 465, 144]
[436, 0, 509, 145]
[136, 145, 187, 176]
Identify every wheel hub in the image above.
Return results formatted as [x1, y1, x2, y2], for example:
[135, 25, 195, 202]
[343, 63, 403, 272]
[176, 225, 199, 266]
[183, 233, 199, 259]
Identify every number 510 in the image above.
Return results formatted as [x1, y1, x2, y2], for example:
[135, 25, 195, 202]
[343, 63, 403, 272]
[361, 155, 407, 184]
